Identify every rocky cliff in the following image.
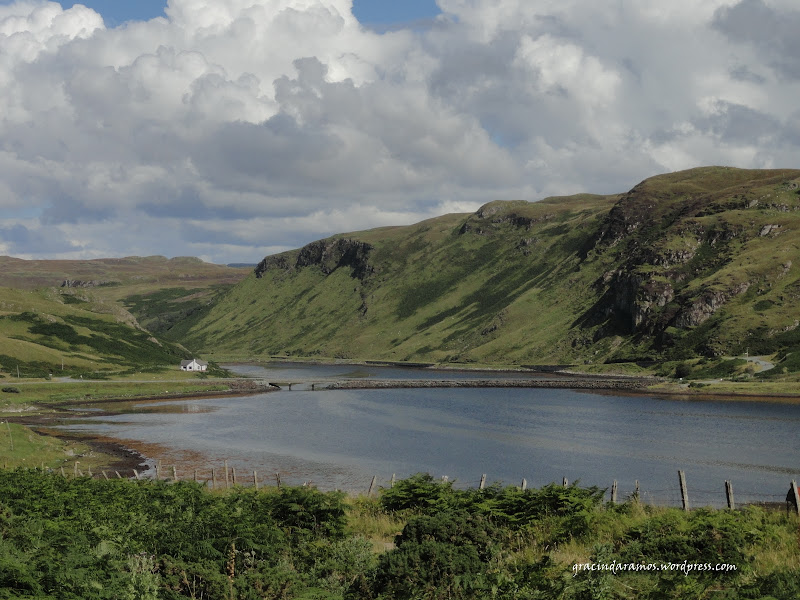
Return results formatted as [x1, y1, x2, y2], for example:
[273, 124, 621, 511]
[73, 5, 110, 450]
[255, 238, 373, 280]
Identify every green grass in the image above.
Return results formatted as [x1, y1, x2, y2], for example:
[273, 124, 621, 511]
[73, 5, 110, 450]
[0, 379, 236, 416]
[0, 423, 93, 470]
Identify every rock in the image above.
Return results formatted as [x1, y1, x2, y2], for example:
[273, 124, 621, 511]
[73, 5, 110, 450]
[255, 238, 373, 280]
[672, 283, 750, 328]
[61, 279, 115, 288]
[759, 224, 780, 237]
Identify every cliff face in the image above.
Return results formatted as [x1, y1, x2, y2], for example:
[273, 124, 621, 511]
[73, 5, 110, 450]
[581, 167, 800, 357]
[255, 238, 373, 280]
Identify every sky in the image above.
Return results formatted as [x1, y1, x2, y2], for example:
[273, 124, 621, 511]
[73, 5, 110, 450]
[0, 1, 799, 264]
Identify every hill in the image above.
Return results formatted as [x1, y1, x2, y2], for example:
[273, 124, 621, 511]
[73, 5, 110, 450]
[0, 256, 248, 377]
[181, 167, 800, 371]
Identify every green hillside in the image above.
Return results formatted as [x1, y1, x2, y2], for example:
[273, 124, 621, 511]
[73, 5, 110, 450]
[0, 287, 187, 378]
[183, 167, 800, 369]
[0, 257, 248, 377]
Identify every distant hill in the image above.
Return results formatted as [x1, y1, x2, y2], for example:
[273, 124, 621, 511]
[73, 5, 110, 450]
[0, 255, 246, 291]
[181, 167, 800, 370]
[0, 257, 248, 377]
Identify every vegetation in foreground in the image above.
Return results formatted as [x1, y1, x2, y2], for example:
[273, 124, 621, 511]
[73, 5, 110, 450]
[0, 471, 797, 599]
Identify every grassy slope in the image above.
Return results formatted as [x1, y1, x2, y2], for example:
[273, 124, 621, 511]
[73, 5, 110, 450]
[0, 257, 249, 377]
[185, 167, 800, 368]
[185, 195, 621, 364]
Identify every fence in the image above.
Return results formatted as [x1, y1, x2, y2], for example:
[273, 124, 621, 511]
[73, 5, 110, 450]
[19, 460, 798, 515]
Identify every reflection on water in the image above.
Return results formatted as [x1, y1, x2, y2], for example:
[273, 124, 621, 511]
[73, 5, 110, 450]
[57, 363, 800, 506]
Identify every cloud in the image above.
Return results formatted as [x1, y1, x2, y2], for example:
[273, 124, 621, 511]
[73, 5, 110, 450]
[0, 0, 799, 264]
[712, 0, 800, 80]
[0, 222, 83, 255]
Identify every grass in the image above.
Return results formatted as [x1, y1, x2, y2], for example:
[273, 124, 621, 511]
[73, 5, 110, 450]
[0, 422, 105, 471]
[0, 378, 236, 416]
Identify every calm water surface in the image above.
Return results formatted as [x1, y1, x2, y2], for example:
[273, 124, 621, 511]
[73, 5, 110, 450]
[61, 363, 800, 506]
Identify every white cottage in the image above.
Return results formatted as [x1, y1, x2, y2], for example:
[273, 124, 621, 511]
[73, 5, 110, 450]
[180, 359, 208, 371]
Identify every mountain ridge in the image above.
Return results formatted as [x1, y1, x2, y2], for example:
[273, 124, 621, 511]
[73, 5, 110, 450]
[181, 166, 800, 371]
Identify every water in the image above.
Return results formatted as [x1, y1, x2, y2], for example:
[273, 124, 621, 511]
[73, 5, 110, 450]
[59, 363, 800, 506]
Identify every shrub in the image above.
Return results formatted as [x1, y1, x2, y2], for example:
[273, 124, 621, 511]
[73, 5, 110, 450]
[379, 472, 463, 513]
[372, 510, 502, 599]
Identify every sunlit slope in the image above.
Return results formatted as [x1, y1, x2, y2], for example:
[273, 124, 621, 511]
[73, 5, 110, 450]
[185, 167, 800, 366]
[184, 196, 618, 363]
[0, 256, 249, 375]
[0, 286, 189, 377]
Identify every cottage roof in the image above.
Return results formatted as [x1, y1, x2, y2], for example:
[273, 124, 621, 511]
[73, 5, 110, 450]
[181, 359, 208, 366]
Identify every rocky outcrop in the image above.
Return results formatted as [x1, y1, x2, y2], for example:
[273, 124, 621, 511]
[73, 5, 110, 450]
[583, 184, 655, 253]
[589, 270, 675, 333]
[459, 203, 554, 235]
[61, 279, 117, 288]
[255, 238, 373, 280]
[672, 283, 750, 328]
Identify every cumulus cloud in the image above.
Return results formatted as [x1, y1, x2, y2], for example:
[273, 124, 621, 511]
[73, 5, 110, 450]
[0, 0, 799, 263]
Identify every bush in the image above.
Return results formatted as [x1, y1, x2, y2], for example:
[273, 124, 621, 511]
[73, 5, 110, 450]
[372, 510, 502, 599]
[621, 508, 750, 565]
[379, 473, 462, 513]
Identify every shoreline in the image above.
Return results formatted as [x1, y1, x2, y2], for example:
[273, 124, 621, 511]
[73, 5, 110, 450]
[6, 365, 799, 476]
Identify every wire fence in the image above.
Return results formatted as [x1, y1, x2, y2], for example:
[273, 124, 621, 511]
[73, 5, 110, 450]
[27, 461, 797, 514]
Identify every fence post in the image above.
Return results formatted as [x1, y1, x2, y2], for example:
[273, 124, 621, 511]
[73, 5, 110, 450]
[678, 470, 689, 512]
[479, 474, 486, 490]
[792, 480, 800, 516]
[224, 461, 230, 489]
[133, 469, 140, 480]
[611, 480, 618, 504]
[253, 470, 259, 490]
[391, 473, 396, 488]
[102, 471, 108, 480]
[194, 469, 198, 483]
[275, 472, 281, 488]
[172, 466, 178, 482]
[212, 468, 217, 490]
[563, 477, 568, 488]
[521, 478, 527, 491]
[442, 475, 448, 483]
[725, 480, 735, 510]
[115, 471, 122, 479]
[232, 468, 237, 487]
[368, 476, 377, 497]
[155, 461, 160, 481]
